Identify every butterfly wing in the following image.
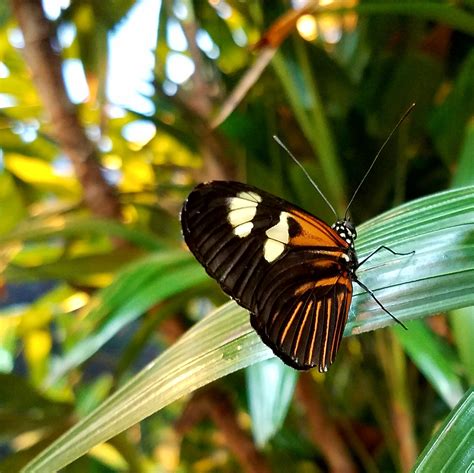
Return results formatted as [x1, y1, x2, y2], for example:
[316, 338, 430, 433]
[251, 255, 352, 371]
[181, 181, 353, 371]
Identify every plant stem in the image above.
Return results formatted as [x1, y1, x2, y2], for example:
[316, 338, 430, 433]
[272, 49, 346, 213]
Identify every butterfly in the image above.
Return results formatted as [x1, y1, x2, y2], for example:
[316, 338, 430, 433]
[181, 108, 415, 372]
[181, 181, 364, 371]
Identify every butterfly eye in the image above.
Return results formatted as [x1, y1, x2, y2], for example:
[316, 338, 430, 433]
[345, 221, 357, 239]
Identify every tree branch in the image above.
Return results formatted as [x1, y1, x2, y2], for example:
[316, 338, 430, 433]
[176, 387, 272, 473]
[10, 0, 122, 220]
[296, 373, 357, 473]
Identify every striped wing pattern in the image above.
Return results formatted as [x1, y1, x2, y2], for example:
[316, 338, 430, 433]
[252, 253, 352, 371]
[181, 181, 353, 371]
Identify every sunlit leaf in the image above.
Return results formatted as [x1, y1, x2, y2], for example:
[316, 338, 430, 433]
[4, 154, 80, 197]
[0, 171, 26, 235]
[24, 329, 52, 386]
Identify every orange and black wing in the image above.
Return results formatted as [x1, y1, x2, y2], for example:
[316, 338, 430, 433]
[181, 181, 353, 371]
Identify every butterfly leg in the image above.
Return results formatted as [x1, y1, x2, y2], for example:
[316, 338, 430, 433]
[357, 245, 414, 269]
[353, 278, 408, 330]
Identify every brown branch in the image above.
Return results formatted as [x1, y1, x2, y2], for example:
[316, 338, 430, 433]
[10, 0, 122, 220]
[375, 331, 418, 471]
[296, 373, 357, 473]
[173, 19, 234, 180]
[174, 389, 210, 435]
[168, 88, 234, 181]
[391, 399, 417, 473]
[180, 20, 214, 119]
[176, 387, 272, 473]
[195, 122, 236, 181]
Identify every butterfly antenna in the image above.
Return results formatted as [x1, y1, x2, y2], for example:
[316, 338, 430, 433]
[344, 103, 416, 219]
[273, 135, 338, 219]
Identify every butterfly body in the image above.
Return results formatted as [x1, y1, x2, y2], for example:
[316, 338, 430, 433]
[181, 180, 362, 372]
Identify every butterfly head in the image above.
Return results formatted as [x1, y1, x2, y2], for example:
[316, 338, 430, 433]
[331, 219, 357, 250]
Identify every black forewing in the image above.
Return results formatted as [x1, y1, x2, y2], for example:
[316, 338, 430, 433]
[181, 180, 353, 371]
[182, 181, 282, 309]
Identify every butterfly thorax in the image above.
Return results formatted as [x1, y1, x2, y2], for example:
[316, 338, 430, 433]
[331, 219, 358, 272]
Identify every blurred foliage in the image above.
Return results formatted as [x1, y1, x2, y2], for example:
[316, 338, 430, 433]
[0, 0, 473, 471]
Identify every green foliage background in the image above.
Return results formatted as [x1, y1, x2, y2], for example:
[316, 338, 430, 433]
[0, 1, 473, 472]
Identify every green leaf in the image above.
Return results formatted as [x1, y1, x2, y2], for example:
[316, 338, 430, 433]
[272, 48, 347, 213]
[429, 50, 474, 165]
[22, 303, 271, 472]
[246, 359, 298, 447]
[46, 251, 209, 385]
[347, 185, 474, 332]
[0, 373, 72, 438]
[412, 388, 474, 473]
[0, 215, 163, 251]
[350, 3, 474, 36]
[448, 112, 474, 384]
[451, 307, 474, 385]
[452, 119, 474, 189]
[0, 2, 10, 27]
[394, 321, 464, 408]
[4, 248, 143, 284]
[0, 171, 26, 235]
[21, 186, 474, 472]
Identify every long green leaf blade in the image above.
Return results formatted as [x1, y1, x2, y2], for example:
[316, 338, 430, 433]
[412, 388, 474, 473]
[246, 359, 298, 447]
[47, 251, 209, 384]
[347, 185, 474, 332]
[394, 321, 464, 408]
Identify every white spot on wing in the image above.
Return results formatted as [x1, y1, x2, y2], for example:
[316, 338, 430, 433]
[264, 240, 285, 262]
[263, 211, 290, 262]
[239, 191, 262, 203]
[266, 211, 290, 243]
[234, 221, 253, 237]
[227, 191, 261, 238]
